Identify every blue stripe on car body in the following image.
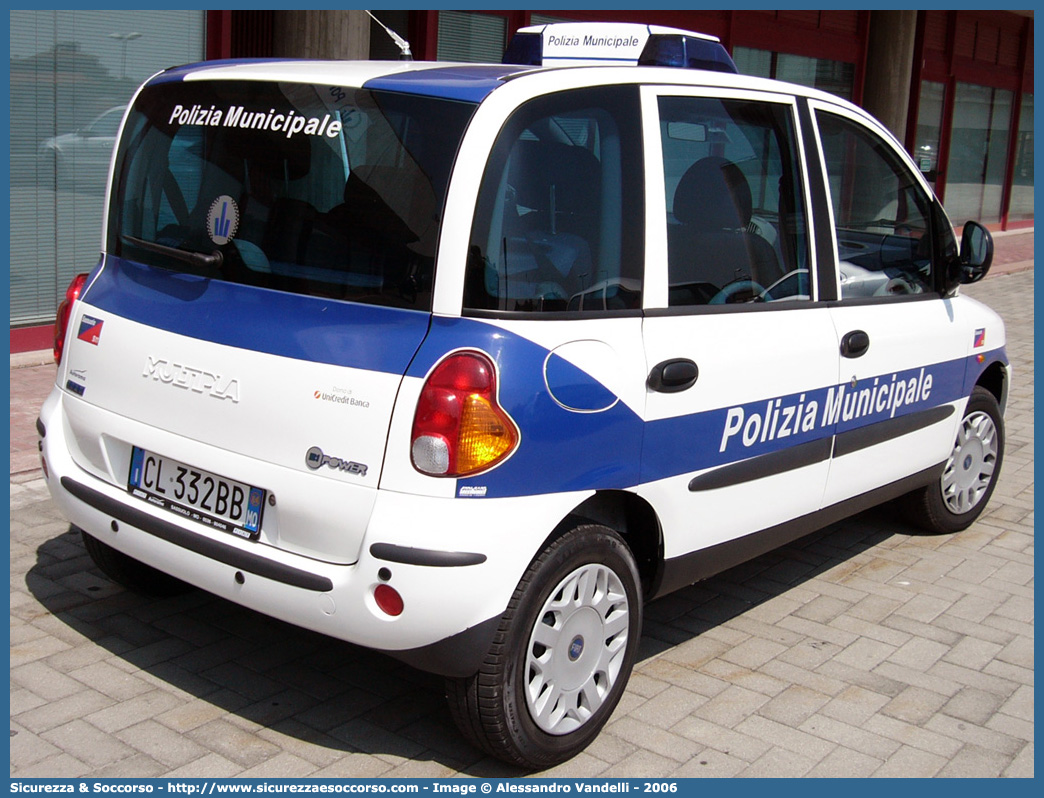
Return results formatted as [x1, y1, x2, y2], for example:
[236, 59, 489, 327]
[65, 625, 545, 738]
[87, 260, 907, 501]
[85, 258, 1008, 500]
[411, 318, 1008, 500]
[83, 256, 431, 374]
[407, 316, 645, 497]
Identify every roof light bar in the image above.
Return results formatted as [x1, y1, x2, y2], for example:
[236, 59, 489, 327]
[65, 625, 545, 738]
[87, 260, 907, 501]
[502, 22, 738, 74]
[638, 33, 738, 73]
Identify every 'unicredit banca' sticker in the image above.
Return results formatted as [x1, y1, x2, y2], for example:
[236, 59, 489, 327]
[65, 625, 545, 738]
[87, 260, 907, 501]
[207, 195, 239, 245]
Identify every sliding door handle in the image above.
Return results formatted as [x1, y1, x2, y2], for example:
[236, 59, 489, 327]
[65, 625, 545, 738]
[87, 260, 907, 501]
[648, 359, 699, 392]
[841, 330, 870, 359]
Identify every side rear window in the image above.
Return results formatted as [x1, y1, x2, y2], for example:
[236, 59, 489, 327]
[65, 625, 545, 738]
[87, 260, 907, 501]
[464, 86, 644, 314]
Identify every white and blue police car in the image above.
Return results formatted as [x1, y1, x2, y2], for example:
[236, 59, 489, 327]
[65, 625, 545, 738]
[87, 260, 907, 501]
[40, 22, 1008, 768]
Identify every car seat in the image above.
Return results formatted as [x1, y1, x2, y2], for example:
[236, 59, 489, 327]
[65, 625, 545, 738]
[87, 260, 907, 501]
[498, 139, 602, 303]
[669, 155, 781, 301]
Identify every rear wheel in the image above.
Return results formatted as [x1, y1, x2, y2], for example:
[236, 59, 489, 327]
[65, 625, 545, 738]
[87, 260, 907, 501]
[903, 386, 1004, 534]
[80, 528, 192, 596]
[447, 524, 641, 769]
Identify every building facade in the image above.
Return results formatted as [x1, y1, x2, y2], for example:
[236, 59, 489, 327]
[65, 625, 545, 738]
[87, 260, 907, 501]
[9, 9, 1033, 350]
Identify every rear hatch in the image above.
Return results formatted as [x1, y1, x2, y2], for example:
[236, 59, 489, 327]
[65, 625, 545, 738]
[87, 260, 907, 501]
[59, 73, 477, 562]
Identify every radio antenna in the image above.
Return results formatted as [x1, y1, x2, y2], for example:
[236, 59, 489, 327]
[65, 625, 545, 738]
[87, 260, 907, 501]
[366, 10, 412, 61]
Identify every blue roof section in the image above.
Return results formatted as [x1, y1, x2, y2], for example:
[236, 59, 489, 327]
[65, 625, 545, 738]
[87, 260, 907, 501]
[148, 58, 297, 85]
[363, 65, 519, 103]
[147, 61, 517, 102]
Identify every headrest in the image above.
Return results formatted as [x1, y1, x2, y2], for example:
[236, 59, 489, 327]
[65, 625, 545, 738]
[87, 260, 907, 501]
[508, 140, 601, 209]
[209, 128, 312, 183]
[673, 156, 752, 231]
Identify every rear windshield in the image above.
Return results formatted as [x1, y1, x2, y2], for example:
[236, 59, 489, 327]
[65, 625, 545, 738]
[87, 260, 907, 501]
[108, 79, 476, 310]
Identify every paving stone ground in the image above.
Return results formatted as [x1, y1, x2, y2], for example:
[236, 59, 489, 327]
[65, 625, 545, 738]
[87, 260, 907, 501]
[9, 244, 1033, 778]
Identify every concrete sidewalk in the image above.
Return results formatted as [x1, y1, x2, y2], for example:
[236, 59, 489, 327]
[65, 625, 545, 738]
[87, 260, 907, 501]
[9, 233, 1034, 777]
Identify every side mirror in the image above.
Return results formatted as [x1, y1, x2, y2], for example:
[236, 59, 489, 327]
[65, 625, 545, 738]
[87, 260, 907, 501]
[958, 220, 993, 284]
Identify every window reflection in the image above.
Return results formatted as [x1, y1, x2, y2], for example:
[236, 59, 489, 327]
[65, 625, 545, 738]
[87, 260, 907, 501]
[1008, 93, 1034, 222]
[944, 83, 1013, 225]
[437, 11, 506, 63]
[10, 10, 204, 325]
[913, 81, 945, 189]
[733, 47, 855, 101]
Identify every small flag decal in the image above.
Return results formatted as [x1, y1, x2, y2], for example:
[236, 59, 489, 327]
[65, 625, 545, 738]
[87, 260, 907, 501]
[77, 315, 103, 346]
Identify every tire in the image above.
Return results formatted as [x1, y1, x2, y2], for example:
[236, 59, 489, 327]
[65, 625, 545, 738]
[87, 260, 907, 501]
[903, 386, 1004, 534]
[80, 528, 192, 596]
[446, 524, 642, 770]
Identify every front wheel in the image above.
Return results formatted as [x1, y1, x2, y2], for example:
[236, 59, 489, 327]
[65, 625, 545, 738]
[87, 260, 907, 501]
[447, 524, 642, 769]
[903, 386, 1004, 534]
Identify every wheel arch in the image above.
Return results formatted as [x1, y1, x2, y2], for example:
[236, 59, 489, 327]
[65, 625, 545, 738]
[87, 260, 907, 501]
[552, 490, 664, 599]
[975, 359, 1009, 414]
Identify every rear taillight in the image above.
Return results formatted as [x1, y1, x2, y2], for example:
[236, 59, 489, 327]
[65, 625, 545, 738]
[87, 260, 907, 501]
[411, 351, 519, 477]
[53, 273, 89, 365]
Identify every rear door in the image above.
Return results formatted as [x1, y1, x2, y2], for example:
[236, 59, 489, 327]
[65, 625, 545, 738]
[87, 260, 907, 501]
[637, 86, 840, 576]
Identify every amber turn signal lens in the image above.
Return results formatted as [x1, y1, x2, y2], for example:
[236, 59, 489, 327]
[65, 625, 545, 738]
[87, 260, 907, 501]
[411, 351, 519, 477]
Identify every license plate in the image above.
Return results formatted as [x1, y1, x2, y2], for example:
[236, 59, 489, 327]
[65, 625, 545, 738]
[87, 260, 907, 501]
[128, 447, 265, 539]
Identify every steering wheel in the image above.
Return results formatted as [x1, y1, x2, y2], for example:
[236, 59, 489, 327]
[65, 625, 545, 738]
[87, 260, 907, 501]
[880, 276, 916, 296]
[534, 281, 567, 301]
[709, 278, 766, 305]
[760, 269, 809, 302]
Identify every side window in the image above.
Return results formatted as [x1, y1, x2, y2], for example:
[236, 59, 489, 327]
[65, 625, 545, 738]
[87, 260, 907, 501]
[816, 111, 937, 299]
[659, 96, 810, 306]
[464, 86, 644, 313]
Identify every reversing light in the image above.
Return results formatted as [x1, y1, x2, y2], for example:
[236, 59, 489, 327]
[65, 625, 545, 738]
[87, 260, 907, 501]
[410, 351, 520, 477]
[53, 273, 89, 365]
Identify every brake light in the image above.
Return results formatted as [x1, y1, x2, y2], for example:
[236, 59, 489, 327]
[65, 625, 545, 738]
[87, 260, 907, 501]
[411, 351, 519, 477]
[53, 273, 89, 365]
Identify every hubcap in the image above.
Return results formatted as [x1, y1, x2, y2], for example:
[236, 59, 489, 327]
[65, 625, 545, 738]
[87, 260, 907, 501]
[941, 410, 998, 515]
[524, 563, 629, 735]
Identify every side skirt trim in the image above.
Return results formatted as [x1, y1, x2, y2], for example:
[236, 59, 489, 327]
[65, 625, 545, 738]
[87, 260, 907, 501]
[688, 437, 832, 492]
[834, 405, 955, 458]
[654, 464, 942, 599]
[688, 405, 954, 493]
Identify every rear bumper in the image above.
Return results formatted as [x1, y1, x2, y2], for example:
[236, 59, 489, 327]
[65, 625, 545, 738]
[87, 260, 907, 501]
[39, 388, 582, 676]
[61, 475, 334, 592]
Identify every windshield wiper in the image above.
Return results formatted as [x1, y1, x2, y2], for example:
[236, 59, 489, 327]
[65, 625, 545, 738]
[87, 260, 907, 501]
[121, 235, 224, 273]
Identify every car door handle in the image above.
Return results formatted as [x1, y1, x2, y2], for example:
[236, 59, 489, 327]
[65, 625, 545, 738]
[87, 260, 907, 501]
[841, 330, 870, 359]
[648, 359, 699, 392]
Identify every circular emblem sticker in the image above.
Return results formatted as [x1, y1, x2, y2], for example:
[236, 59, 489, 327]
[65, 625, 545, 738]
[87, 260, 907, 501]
[207, 195, 239, 246]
